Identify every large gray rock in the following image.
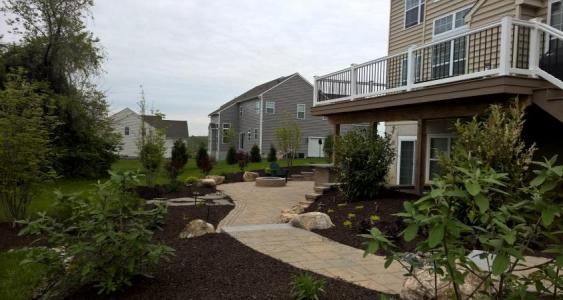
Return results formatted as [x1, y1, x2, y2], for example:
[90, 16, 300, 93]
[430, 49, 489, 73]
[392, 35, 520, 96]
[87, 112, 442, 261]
[243, 171, 259, 182]
[400, 268, 484, 300]
[205, 175, 225, 185]
[290, 212, 334, 230]
[179, 219, 215, 239]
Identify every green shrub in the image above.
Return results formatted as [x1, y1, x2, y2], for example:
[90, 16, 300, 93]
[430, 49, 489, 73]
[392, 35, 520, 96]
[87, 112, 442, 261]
[290, 272, 325, 300]
[323, 134, 333, 162]
[139, 131, 165, 187]
[250, 144, 262, 162]
[335, 127, 394, 201]
[226, 146, 237, 165]
[184, 176, 199, 185]
[195, 144, 214, 175]
[19, 171, 174, 298]
[166, 139, 189, 184]
[236, 150, 249, 171]
[267, 145, 277, 162]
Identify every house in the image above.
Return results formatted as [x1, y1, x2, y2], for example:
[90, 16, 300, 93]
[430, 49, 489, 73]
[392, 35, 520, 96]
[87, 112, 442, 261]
[311, 0, 563, 194]
[208, 73, 333, 160]
[111, 108, 189, 158]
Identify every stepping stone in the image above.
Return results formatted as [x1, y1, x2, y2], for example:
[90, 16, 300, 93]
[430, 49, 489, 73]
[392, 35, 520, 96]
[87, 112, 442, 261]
[314, 186, 331, 194]
[300, 172, 314, 180]
[199, 193, 226, 201]
[305, 193, 322, 201]
[291, 174, 304, 181]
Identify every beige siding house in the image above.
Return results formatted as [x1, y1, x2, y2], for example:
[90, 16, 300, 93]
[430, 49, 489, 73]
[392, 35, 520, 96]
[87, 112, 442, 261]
[312, 0, 563, 194]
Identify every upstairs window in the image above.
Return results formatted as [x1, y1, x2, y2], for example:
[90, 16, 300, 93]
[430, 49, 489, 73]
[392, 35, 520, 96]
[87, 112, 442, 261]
[254, 128, 259, 139]
[265, 101, 275, 114]
[296, 104, 306, 120]
[255, 100, 261, 114]
[239, 106, 243, 117]
[433, 7, 471, 37]
[248, 129, 251, 141]
[405, 0, 425, 29]
[124, 127, 130, 136]
[222, 123, 231, 144]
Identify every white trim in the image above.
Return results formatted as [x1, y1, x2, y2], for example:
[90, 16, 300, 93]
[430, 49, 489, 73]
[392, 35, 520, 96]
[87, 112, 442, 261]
[259, 95, 264, 152]
[265, 101, 276, 114]
[432, 5, 472, 40]
[404, 0, 425, 29]
[396, 136, 417, 186]
[296, 103, 306, 120]
[221, 122, 231, 145]
[425, 134, 454, 183]
[216, 114, 221, 159]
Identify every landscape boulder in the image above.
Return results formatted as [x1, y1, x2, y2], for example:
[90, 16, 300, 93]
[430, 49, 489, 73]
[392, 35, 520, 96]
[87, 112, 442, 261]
[400, 268, 483, 300]
[243, 171, 259, 182]
[290, 212, 334, 230]
[198, 178, 217, 188]
[179, 219, 215, 239]
[205, 175, 225, 185]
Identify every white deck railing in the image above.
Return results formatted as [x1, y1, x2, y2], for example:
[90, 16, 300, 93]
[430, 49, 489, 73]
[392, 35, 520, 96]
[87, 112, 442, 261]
[313, 16, 563, 106]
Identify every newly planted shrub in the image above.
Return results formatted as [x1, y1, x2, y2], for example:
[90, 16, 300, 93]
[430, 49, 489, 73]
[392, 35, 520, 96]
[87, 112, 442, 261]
[267, 145, 277, 162]
[166, 139, 189, 184]
[335, 127, 394, 201]
[236, 150, 250, 171]
[184, 176, 199, 185]
[226, 146, 237, 165]
[139, 130, 166, 187]
[290, 272, 325, 300]
[196, 144, 215, 175]
[19, 171, 174, 298]
[250, 144, 262, 163]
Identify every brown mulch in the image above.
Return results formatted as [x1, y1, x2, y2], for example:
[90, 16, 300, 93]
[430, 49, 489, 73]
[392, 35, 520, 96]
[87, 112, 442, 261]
[222, 166, 315, 183]
[304, 188, 420, 255]
[71, 205, 381, 300]
[133, 185, 216, 200]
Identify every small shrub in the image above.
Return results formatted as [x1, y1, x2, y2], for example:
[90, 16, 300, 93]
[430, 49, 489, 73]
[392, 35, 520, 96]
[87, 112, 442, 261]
[265, 167, 272, 175]
[19, 171, 174, 298]
[369, 215, 380, 224]
[184, 176, 199, 185]
[267, 145, 277, 162]
[236, 150, 249, 171]
[323, 134, 333, 162]
[290, 272, 325, 300]
[196, 144, 215, 175]
[250, 144, 262, 162]
[347, 213, 356, 219]
[343, 220, 353, 229]
[139, 131, 166, 187]
[226, 146, 237, 165]
[335, 127, 394, 201]
[166, 139, 189, 184]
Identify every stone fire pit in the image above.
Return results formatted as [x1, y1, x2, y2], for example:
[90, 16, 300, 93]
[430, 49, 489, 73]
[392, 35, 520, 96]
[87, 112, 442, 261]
[255, 177, 287, 187]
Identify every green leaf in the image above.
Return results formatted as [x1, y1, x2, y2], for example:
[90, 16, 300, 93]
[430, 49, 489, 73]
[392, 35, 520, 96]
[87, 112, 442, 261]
[403, 224, 419, 242]
[541, 209, 556, 227]
[530, 175, 546, 187]
[465, 180, 481, 196]
[428, 224, 445, 248]
[555, 255, 563, 268]
[474, 194, 489, 214]
[492, 253, 510, 275]
[502, 232, 516, 245]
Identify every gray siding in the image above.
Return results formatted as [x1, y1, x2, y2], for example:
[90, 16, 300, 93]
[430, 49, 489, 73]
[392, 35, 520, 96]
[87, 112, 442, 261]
[238, 98, 261, 152]
[217, 105, 238, 159]
[262, 75, 330, 157]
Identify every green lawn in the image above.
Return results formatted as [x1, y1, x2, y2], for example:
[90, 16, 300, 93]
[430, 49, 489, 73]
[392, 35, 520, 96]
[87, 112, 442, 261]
[0, 249, 49, 300]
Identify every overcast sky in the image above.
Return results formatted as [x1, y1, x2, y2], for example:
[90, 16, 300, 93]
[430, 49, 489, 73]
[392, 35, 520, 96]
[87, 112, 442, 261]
[4, 0, 390, 135]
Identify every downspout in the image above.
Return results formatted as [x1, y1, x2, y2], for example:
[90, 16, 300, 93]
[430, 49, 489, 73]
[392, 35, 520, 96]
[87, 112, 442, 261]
[217, 113, 221, 160]
[259, 95, 264, 155]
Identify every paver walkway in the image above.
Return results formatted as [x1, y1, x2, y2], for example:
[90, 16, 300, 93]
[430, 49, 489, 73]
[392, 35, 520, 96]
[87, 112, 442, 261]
[217, 181, 405, 294]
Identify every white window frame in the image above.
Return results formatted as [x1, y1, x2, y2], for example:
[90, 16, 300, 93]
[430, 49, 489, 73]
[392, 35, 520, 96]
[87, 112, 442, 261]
[404, 0, 425, 29]
[296, 104, 306, 120]
[255, 100, 261, 114]
[247, 129, 251, 141]
[221, 123, 231, 144]
[254, 128, 259, 140]
[265, 101, 275, 114]
[432, 6, 471, 41]
[425, 134, 454, 183]
[396, 136, 417, 185]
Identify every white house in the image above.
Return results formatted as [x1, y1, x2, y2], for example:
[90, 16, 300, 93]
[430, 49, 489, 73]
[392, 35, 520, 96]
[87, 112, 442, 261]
[110, 108, 189, 158]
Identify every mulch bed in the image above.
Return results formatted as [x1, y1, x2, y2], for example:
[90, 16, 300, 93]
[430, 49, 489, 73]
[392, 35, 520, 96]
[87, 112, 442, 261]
[71, 205, 381, 300]
[304, 188, 420, 255]
[222, 166, 315, 183]
[133, 185, 216, 200]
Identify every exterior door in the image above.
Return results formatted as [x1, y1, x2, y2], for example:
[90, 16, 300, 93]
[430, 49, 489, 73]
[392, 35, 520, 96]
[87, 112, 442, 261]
[397, 137, 416, 185]
[307, 137, 325, 158]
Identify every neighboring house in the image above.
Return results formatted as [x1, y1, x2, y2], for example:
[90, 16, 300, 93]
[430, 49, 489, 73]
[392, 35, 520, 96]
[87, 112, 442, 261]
[208, 73, 332, 160]
[111, 108, 189, 158]
[311, 0, 563, 194]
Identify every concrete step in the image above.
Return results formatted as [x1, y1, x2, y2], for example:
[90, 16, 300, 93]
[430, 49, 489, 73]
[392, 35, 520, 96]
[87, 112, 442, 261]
[322, 182, 341, 189]
[305, 193, 322, 201]
[290, 174, 305, 181]
[300, 171, 314, 180]
[314, 186, 331, 194]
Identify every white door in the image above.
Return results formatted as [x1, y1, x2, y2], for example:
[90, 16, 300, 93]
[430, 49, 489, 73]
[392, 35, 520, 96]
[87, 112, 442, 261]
[307, 137, 325, 158]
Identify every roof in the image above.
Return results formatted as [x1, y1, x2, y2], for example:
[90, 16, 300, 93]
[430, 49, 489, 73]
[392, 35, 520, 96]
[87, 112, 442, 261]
[142, 115, 189, 139]
[209, 74, 295, 115]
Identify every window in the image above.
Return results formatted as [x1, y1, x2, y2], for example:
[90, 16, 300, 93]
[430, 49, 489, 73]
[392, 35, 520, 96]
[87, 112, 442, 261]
[405, 0, 424, 28]
[255, 100, 261, 114]
[254, 128, 259, 139]
[433, 7, 471, 37]
[222, 123, 231, 144]
[239, 106, 243, 117]
[265, 101, 275, 114]
[426, 135, 453, 181]
[248, 129, 251, 141]
[296, 104, 306, 120]
[124, 127, 130, 136]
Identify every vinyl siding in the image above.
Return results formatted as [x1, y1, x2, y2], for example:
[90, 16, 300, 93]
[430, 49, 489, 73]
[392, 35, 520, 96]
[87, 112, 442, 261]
[388, 0, 424, 55]
[217, 105, 238, 159]
[262, 75, 331, 157]
[237, 98, 261, 152]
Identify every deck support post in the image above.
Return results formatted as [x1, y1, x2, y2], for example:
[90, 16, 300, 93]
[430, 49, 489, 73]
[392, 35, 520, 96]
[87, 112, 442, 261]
[332, 123, 340, 164]
[415, 119, 427, 195]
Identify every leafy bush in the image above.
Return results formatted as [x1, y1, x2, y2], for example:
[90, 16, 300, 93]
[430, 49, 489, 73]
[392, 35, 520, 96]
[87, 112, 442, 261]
[290, 272, 325, 300]
[323, 134, 333, 162]
[226, 146, 237, 165]
[267, 145, 277, 162]
[276, 119, 302, 167]
[19, 171, 174, 298]
[139, 131, 165, 186]
[166, 139, 189, 184]
[250, 144, 262, 163]
[184, 176, 199, 185]
[364, 103, 563, 299]
[196, 144, 215, 175]
[0, 72, 54, 221]
[335, 127, 394, 201]
[236, 150, 250, 171]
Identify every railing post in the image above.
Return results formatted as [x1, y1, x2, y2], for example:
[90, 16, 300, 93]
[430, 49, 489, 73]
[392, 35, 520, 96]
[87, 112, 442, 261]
[313, 76, 319, 106]
[499, 16, 513, 76]
[350, 64, 357, 98]
[528, 18, 542, 77]
[406, 45, 416, 91]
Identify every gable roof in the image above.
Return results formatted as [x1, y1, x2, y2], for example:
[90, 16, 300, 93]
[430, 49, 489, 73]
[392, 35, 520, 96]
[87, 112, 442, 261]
[209, 74, 296, 115]
[142, 115, 189, 139]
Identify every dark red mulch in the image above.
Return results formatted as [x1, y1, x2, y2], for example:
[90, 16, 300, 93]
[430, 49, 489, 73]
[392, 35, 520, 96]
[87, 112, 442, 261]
[71, 205, 381, 300]
[133, 185, 216, 200]
[222, 166, 315, 183]
[305, 188, 420, 255]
